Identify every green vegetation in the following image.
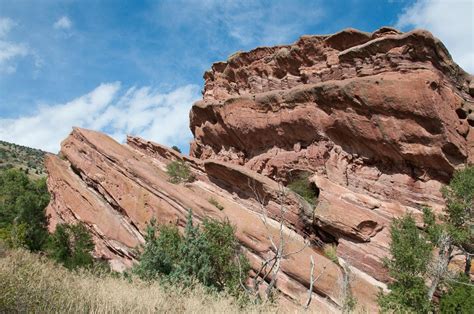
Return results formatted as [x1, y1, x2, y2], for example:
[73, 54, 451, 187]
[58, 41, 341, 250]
[287, 173, 318, 206]
[0, 140, 46, 178]
[47, 223, 95, 270]
[134, 211, 249, 298]
[322, 244, 338, 264]
[379, 166, 474, 313]
[440, 274, 474, 313]
[208, 197, 224, 211]
[378, 214, 433, 313]
[171, 145, 182, 153]
[0, 166, 261, 311]
[0, 169, 50, 251]
[0, 168, 96, 271]
[166, 160, 194, 184]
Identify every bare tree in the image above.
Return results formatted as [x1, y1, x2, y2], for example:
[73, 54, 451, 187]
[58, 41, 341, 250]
[248, 179, 311, 298]
[305, 256, 330, 308]
[247, 178, 332, 306]
[427, 230, 454, 300]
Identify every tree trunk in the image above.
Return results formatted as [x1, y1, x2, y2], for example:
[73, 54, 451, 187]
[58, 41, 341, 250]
[427, 232, 452, 301]
[465, 252, 471, 276]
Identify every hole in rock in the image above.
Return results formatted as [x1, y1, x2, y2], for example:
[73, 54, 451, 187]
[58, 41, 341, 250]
[287, 171, 319, 206]
[456, 108, 467, 119]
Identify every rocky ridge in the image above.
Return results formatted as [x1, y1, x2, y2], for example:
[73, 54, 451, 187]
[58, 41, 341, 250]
[45, 27, 474, 312]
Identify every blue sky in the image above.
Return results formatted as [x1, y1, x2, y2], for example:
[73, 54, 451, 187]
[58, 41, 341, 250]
[0, 0, 473, 153]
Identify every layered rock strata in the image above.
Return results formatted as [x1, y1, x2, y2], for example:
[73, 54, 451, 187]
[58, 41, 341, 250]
[189, 27, 474, 283]
[45, 27, 473, 312]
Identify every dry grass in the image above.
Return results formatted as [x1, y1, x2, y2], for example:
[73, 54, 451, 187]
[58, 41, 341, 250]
[0, 249, 276, 313]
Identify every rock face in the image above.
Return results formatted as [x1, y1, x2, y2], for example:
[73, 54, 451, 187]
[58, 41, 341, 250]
[189, 27, 474, 283]
[45, 27, 473, 312]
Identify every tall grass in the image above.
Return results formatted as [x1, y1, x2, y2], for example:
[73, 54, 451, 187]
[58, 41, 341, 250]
[0, 249, 275, 313]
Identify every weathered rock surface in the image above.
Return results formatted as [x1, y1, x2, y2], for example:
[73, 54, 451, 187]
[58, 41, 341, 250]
[47, 128, 387, 312]
[189, 26, 473, 285]
[45, 27, 473, 312]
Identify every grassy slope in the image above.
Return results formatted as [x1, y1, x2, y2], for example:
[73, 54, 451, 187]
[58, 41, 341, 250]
[0, 141, 47, 179]
[0, 248, 275, 313]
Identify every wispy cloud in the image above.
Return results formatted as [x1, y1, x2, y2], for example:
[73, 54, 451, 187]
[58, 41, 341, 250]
[0, 83, 200, 153]
[53, 16, 72, 30]
[0, 17, 29, 74]
[396, 0, 474, 73]
[0, 17, 15, 37]
[154, 0, 325, 49]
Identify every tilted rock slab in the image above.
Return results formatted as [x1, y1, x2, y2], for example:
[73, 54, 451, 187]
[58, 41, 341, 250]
[46, 128, 385, 312]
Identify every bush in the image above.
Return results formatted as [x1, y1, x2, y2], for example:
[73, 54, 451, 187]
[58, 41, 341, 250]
[135, 211, 249, 297]
[208, 197, 224, 211]
[171, 146, 182, 153]
[0, 169, 49, 251]
[47, 223, 95, 270]
[322, 244, 338, 264]
[439, 274, 474, 313]
[378, 214, 433, 313]
[134, 219, 182, 280]
[287, 173, 318, 206]
[166, 160, 194, 184]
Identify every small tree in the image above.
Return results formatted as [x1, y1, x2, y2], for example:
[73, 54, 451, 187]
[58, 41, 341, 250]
[134, 218, 182, 280]
[166, 160, 193, 184]
[379, 166, 474, 312]
[135, 211, 249, 297]
[378, 214, 433, 313]
[441, 166, 474, 276]
[47, 223, 95, 270]
[0, 169, 49, 251]
[171, 146, 182, 153]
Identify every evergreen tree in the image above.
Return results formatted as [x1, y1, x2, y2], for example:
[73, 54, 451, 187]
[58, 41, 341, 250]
[379, 166, 474, 312]
[0, 169, 49, 251]
[378, 214, 433, 313]
[135, 210, 250, 296]
[48, 223, 95, 269]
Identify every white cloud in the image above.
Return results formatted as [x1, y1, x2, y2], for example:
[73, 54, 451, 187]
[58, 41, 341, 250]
[0, 17, 29, 74]
[397, 0, 474, 73]
[0, 83, 201, 153]
[0, 17, 15, 38]
[54, 16, 72, 30]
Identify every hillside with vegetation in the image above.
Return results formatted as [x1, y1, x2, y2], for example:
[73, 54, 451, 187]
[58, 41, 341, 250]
[0, 141, 47, 178]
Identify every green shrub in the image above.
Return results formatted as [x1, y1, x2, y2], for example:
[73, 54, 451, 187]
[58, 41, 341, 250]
[0, 223, 28, 249]
[322, 244, 338, 264]
[378, 214, 433, 313]
[287, 173, 318, 206]
[439, 274, 474, 313]
[166, 160, 193, 184]
[135, 211, 249, 297]
[47, 223, 95, 270]
[171, 146, 182, 153]
[442, 166, 474, 249]
[134, 219, 182, 280]
[208, 197, 224, 211]
[0, 169, 49, 251]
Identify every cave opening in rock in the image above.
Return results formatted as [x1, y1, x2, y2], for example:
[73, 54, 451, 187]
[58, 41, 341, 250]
[287, 171, 320, 206]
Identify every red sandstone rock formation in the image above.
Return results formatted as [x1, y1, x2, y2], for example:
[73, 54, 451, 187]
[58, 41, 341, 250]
[45, 27, 473, 312]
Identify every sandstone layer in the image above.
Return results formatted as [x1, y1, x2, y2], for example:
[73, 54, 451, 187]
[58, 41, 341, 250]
[189, 26, 474, 282]
[45, 27, 473, 312]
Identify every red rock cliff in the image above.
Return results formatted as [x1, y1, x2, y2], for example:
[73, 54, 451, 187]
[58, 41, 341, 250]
[45, 27, 474, 313]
